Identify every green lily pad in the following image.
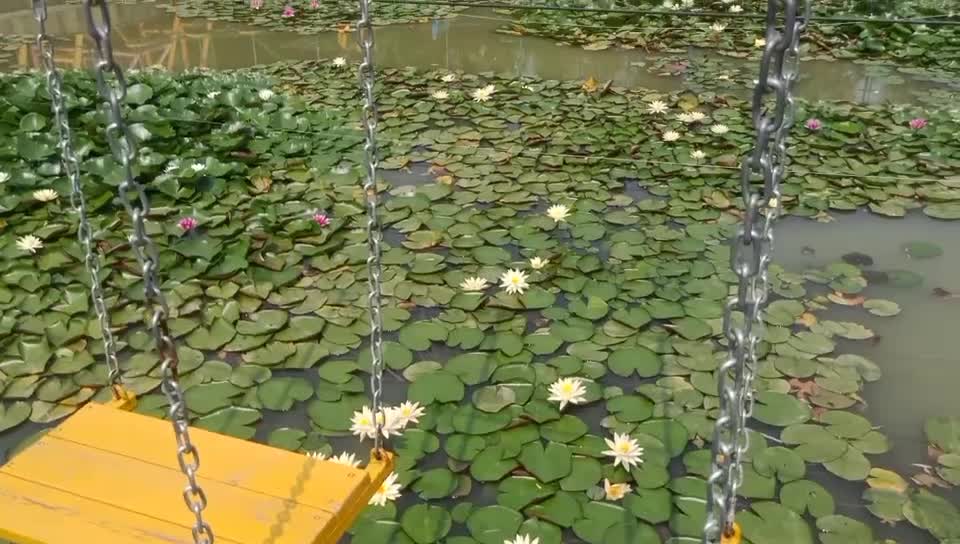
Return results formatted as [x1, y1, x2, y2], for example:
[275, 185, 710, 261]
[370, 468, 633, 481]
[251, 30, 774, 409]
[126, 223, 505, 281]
[401, 504, 452, 544]
[519, 441, 573, 482]
[608, 347, 661, 378]
[753, 392, 811, 427]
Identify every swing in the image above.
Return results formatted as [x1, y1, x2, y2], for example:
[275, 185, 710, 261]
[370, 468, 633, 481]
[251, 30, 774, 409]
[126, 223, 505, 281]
[2, 0, 810, 541]
[0, 1, 392, 543]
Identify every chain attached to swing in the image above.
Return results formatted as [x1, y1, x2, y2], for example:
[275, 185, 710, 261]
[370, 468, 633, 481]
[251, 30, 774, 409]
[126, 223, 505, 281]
[80, 1, 213, 542]
[357, 0, 387, 456]
[703, 1, 809, 543]
[32, 0, 124, 396]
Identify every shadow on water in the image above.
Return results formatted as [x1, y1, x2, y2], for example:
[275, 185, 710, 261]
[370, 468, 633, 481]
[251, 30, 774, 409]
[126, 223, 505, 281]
[0, 3, 955, 104]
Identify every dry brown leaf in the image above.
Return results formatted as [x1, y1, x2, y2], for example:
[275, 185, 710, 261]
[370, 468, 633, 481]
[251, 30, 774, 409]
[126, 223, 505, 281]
[437, 175, 454, 186]
[582, 76, 599, 93]
[789, 378, 819, 401]
[912, 472, 951, 488]
[929, 445, 946, 461]
[798, 312, 818, 327]
[827, 291, 865, 306]
[251, 176, 272, 193]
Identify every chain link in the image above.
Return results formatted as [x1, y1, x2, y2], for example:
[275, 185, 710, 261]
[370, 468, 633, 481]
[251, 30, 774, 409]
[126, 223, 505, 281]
[81, 1, 213, 542]
[357, 0, 387, 454]
[32, 0, 123, 392]
[703, 1, 809, 542]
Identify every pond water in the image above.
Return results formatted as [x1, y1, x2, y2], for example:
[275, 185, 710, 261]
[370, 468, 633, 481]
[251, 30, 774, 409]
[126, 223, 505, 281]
[1, 2, 960, 543]
[1, 1, 956, 104]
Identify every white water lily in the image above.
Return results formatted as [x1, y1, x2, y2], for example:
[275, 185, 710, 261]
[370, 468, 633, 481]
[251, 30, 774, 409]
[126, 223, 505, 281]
[460, 276, 489, 292]
[546, 204, 571, 222]
[369, 472, 402, 506]
[646, 100, 668, 114]
[662, 130, 680, 142]
[258, 89, 275, 100]
[711, 22, 726, 32]
[755, 37, 766, 48]
[207, 91, 220, 99]
[729, 4, 742, 12]
[330, 451, 361, 468]
[678, 111, 705, 123]
[604, 479, 632, 501]
[350, 405, 379, 439]
[529, 256, 549, 270]
[351, 406, 404, 440]
[307, 451, 327, 461]
[391, 401, 425, 427]
[691, 149, 706, 161]
[504, 535, 539, 544]
[0, 172, 9, 183]
[16, 235, 43, 254]
[472, 84, 496, 102]
[603, 432, 645, 470]
[432, 90, 449, 100]
[33, 189, 58, 202]
[225, 121, 245, 134]
[548, 377, 587, 411]
[190, 162, 206, 172]
[500, 269, 529, 296]
[710, 124, 730, 135]
[441, 73, 457, 83]
[165, 160, 180, 173]
[333, 57, 347, 68]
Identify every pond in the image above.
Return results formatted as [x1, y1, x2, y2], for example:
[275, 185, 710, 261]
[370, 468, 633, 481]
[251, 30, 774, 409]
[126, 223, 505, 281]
[0, 1, 959, 544]
[1, 2, 956, 104]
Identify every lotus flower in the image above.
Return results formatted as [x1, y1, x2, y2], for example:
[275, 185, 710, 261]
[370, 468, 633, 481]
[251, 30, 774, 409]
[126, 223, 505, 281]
[178, 216, 198, 231]
[313, 212, 331, 227]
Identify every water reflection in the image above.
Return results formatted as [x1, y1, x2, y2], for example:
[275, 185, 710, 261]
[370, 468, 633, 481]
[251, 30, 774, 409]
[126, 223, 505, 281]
[1, 2, 953, 104]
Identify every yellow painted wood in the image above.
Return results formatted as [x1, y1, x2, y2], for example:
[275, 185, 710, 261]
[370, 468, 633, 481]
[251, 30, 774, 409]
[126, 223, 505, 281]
[0, 473, 236, 544]
[3, 436, 335, 543]
[105, 385, 137, 410]
[721, 522, 742, 544]
[0, 402, 396, 544]
[326, 450, 395, 541]
[48, 404, 374, 516]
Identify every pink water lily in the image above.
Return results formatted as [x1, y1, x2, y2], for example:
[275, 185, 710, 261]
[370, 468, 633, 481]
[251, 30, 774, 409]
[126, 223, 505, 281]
[805, 118, 822, 131]
[310, 0, 320, 7]
[250, 0, 262, 8]
[282, 5, 296, 17]
[909, 118, 928, 130]
[178, 216, 198, 231]
[313, 212, 331, 227]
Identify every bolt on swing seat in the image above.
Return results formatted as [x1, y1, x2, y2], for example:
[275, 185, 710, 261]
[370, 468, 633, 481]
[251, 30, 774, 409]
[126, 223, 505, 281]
[0, 393, 395, 544]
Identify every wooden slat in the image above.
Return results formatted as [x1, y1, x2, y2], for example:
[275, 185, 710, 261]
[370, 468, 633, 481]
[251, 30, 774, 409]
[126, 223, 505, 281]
[0, 472, 240, 544]
[1, 437, 333, 544]
[48, 404, 372, 517]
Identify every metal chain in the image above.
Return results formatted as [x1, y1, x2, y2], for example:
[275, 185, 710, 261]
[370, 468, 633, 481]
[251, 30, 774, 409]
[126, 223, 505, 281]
[703, 1, 809, 542]
[81, 1, 213, 542]
[32, 0, 123, 393]
[357, 0, 387, 454]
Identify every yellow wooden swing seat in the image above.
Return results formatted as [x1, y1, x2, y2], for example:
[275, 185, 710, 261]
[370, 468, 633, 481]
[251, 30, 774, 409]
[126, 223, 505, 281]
[0, 396, 394, 544]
